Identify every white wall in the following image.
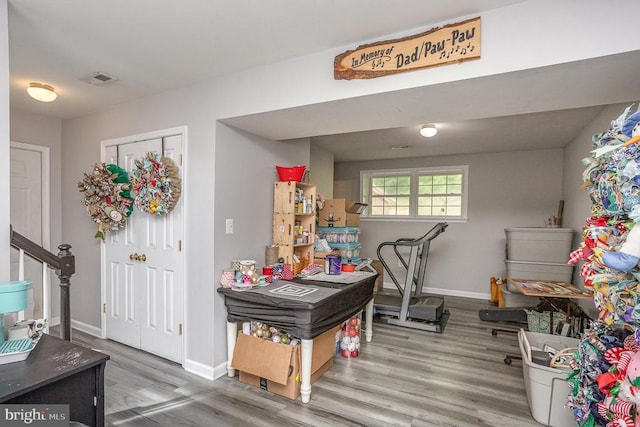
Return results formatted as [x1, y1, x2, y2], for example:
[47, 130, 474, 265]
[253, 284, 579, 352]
[335, 148, 563, 297]
[216, 0, 640, 127]
[9, 108, 63, 318]
[0, 0, 9, 280]
[36, 0, 640, 375]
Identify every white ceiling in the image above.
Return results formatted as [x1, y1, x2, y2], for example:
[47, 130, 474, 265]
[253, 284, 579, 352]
[8, 0, 638, 162]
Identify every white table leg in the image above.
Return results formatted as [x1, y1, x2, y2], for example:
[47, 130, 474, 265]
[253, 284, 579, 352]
[226, 321, 237, 377]
[300, 338, 314, 403]
[365, 299, 374, 342]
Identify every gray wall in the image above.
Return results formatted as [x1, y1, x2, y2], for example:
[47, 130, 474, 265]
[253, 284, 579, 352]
[0, 0, 8, 279]
[335, 148, 564, 297]
[309, 143, 334, 200]
[213, 123, 310, 363]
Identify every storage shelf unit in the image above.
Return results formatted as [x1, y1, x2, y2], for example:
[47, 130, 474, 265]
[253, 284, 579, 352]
[273, 181, 316, 265]
[315, 226, 362, 264]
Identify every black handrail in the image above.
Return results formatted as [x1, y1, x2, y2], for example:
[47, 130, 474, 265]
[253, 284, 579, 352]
[9, 225, 74, 341]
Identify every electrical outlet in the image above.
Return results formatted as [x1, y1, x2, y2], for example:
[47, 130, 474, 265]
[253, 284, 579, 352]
[225, 218, 234, 234]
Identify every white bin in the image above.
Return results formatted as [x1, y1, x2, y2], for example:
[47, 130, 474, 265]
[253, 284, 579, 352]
[518, 329, 578, 427]
[505, 228, 574, 263]
[505, 260, 573, 283]
[502, 287, 539, 308]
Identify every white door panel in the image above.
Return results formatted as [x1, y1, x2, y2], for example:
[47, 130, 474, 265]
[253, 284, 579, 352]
[104, 134, 184, 363]
[10, 147, 43, 319]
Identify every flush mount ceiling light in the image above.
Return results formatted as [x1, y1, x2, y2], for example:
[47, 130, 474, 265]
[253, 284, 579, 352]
[27, 82, 57, 102]
[419, 124, 438, 138]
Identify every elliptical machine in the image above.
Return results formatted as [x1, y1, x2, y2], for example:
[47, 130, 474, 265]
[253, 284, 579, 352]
[374, 222, 449, 332]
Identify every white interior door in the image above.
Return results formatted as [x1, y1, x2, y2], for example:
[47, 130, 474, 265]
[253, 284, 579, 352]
[9, 146, 44, 320]
[104, 134, 184, 363]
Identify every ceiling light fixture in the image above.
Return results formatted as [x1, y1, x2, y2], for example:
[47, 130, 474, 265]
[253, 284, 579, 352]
[27, 82, 57, 102]
[420, 124, 438, 138]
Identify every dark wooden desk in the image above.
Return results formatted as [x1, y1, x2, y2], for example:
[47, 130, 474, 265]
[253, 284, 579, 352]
[217, 272, 376, 403]
[0, 334, 110, 427]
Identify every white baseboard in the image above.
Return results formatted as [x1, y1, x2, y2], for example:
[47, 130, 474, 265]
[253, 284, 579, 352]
[382, 282, 490, 300]
[213, 362, 233, 380]
[184, 358, 215, 381]
[71, 319, 102, 337]
[50, 317, 218, 382]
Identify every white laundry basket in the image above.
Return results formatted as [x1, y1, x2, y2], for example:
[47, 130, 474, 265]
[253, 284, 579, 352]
[518, 329, 578, 427]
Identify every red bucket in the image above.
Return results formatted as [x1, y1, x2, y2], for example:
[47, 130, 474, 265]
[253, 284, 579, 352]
[276, 165, 306, 182]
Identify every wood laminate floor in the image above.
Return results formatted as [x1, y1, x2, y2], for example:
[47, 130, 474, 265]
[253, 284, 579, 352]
[67, 296, 548, 427]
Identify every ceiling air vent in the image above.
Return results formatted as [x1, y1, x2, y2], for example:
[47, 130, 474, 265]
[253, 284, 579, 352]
[85, 72, 118, 86]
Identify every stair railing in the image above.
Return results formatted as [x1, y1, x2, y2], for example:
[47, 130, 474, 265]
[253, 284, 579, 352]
[9, 225, 75, 341]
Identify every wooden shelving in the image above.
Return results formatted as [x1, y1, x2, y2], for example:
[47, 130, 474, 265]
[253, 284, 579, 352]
[272, 181, 316, 265]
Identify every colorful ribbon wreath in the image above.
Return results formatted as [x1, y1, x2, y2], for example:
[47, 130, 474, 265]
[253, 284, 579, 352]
[130, 152, 182, 216]
[78, 163, 133, 240]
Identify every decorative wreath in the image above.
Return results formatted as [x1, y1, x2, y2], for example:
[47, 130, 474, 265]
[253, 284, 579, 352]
[78, 163, 133, 240]
[130, 152, 182, 216]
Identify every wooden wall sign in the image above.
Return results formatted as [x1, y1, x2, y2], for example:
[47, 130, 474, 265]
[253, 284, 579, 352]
[334, 17, 480, 80]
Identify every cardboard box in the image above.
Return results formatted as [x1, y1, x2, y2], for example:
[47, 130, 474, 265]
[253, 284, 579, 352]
[239, 358, 333, 400]
[318, 199, 367, 227]
[231, 326, 339, 400]
[371, 259, 384, 294]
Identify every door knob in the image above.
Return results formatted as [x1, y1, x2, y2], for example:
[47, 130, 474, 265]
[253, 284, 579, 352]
[130, 253, 138, 261]
[139, 254, 147, 262]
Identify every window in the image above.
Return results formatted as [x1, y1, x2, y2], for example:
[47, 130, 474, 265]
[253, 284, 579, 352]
[360, 166, 468, 220]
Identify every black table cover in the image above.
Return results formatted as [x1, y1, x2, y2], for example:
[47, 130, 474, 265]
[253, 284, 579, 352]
[217, 274, 376, 339]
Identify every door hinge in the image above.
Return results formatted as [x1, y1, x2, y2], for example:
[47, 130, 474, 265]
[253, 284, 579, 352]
[179, 323, 183, 335]
[179, 154, 182, 166]
[103, 303, 107, 314]
[179, 240, 182, 251]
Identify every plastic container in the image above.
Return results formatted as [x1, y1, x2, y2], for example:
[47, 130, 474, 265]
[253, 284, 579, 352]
[505, 228, 574, 263]
[316, 227, 360, 243]
[502, 287, 538, 308]
[327, 242, 361, 260]
[505, 260, 573, 283]
[324, 255, 341, 275]
[518, 329, 578, 426]
[0, 281, 32, 313]
[276, 165, 306, 182]
[339, 316, 361, 358]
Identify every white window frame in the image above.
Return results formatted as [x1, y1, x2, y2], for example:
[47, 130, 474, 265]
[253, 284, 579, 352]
[360, 165, 469, 222]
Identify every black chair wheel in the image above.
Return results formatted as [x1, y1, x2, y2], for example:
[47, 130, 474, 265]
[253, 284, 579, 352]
[504, 357, 512, 365]
[491, 329, 498, 336]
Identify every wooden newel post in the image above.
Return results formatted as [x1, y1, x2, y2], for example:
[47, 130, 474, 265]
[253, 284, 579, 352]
[56, 244, 75, 341]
